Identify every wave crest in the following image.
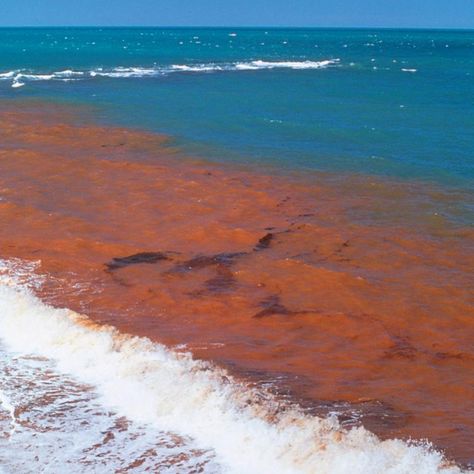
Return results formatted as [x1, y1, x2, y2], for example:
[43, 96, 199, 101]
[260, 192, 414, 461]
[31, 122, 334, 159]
[0, 59, 340, 88]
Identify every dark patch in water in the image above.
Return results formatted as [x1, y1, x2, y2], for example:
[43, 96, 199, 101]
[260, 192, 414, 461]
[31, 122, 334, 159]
[253, 295, 318, 319]
[434, 352, 473, 362]
[253, 295, 290, 318]
[254, 233, 274, 251]
[105, 252, 171, 271]
[276, 196, 291, 208]
[174, 252, 246, 272]
[335, 240, 351, 255]
[101, 142, 125, 148]
[383, 336, 418, 360]
[170, 252, 245, 295]
[205, 264, 236, 292]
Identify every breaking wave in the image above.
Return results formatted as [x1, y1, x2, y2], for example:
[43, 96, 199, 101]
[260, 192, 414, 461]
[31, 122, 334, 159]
[0, 258, 465, 473]
[0, 59, 340, 88]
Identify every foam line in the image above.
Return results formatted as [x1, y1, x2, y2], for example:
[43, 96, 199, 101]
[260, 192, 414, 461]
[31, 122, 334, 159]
[0, 59, 340, 88]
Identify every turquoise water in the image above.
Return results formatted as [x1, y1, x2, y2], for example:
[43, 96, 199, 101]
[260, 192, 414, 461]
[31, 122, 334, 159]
[0, 27, 473, 187]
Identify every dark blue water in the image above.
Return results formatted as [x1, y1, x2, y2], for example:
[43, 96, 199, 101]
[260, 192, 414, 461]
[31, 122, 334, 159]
[1, 28, 473, 188]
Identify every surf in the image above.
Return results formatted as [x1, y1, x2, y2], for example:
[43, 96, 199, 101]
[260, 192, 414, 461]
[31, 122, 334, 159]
[0, 258, 464, 474]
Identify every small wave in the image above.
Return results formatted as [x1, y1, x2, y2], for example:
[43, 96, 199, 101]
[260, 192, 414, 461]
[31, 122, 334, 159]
[0, 260, 461, 474]
[0, 258, 464, 474]
[401, 68, 418, 73]
[90, 66, 160, 78]
[235, 59, 340, 70]
[54, 69, 85, 77]
[16, 73, 55, 81]
[170, 64, 225, 73]
[0, 59, 340, 88]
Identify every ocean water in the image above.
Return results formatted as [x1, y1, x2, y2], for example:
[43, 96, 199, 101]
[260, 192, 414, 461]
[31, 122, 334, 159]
[0, 28, 473, 473]
[0, 27, 473, 187]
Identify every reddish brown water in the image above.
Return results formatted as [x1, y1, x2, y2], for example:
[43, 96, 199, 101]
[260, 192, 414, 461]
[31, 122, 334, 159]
[0, 101, 473, 466]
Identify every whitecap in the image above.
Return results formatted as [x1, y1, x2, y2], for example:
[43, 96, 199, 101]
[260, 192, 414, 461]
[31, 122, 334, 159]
[235, 59, 340, 70]
[54, 69, 85, 77]
[16, 73, 55, 81]
[0, 71, 16, 79]
[90, 67, 160, 78]
[0, 59, 341, 88]
[171, 64, 223, 72]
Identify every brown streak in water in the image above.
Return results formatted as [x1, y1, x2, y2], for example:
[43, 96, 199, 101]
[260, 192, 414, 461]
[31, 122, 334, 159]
[0, 101, 473, 466]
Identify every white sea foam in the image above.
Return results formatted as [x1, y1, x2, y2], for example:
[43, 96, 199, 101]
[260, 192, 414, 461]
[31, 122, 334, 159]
[0, 342, 218, 473]
[91, 66, 160, 78]
[54, 69, 85, 77]
[171, 64, 224, 72]
[0, 258, 466, 474]
[15, 73, 55, 81]
[0, 59, 340, 88]
[401, 68, 418, 73]
[0, 387, 18, 436]
[235, 59, 340, 70]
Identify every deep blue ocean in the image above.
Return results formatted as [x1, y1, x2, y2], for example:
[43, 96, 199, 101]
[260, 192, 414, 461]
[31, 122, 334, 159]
[0, 27, 473, 188]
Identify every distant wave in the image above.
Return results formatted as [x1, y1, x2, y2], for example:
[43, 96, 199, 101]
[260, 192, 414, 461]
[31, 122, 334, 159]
[0, 59, 340, 88]
[235, 59, 339, 70]
[0, 258, 464, 474]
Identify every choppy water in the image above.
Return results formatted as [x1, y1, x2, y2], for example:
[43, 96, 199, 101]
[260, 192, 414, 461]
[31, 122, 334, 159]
[0, 27, 473, 187]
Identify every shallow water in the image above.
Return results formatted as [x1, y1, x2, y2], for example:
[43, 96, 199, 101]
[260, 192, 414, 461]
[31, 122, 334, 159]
[0, 257, 467, 474]
[0, 345, 219, 473]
